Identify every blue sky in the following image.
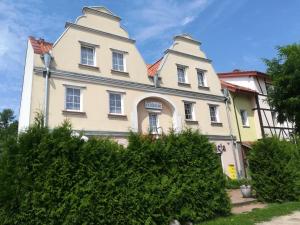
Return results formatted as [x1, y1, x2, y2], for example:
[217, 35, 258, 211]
[0, 0, 300, 115]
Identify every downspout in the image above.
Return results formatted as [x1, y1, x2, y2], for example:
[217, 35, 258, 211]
[224, 90, 240, 179]
[42, 52, 52, 127]
[232, 94, 245, 178]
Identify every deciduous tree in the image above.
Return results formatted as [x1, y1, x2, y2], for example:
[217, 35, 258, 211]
[264, 44, 300, 133]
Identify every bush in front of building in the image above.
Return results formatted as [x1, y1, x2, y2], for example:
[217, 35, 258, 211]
[121, 130, 230, 224]
[248, 137, 300, 203]
[0, 122, 230, 224]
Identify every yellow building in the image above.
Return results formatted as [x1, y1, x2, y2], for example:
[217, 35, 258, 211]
[220, 80, 258, 177]
[19, 6, 244, 177]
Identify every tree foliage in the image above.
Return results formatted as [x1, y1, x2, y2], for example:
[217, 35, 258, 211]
[264, 44, 300, 133]
[0, 122, 230, 224]
[0, 109, 18, 141]
[248, 137, 300, 202]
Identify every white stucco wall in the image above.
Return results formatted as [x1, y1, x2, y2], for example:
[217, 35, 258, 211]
[18, 40, 34, 132]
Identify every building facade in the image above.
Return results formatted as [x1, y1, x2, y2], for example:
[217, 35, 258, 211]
[220, 80, 259, 177]
[19, 6, 243, 177]
[218, 70, 294, 140]
[218, 70, 295, 177]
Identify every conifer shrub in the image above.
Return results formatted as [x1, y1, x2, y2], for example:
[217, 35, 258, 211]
[0, 122, 230, 224]
[248, 137, 300, 203]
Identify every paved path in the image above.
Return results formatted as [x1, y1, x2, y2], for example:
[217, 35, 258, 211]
[228, 189, 266, 214]
[256, 211, 300, 225]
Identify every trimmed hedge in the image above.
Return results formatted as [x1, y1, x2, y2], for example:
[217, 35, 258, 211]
[0, 123, 230, 224]
[248, 137, 300, 203]
[225, 178, 251, 189]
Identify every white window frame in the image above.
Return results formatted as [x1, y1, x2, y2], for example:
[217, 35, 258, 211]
[149, 113, 159, 133]
[209, 105, 219, 123]
[240, 109, 249, 127]
[64, 86, 83, 112]
[177, 65, 188, 84]
[108, 91, 124, 115]
[80, 45, 96, 66]
[197, 70, 207, 87]
[112, 50, 126, 72]
[184, 101, 195, 120]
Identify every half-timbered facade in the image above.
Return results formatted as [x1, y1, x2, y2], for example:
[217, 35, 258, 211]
[218, 70, 294, 140]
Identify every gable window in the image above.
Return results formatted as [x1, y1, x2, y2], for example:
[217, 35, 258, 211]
[81, 46, 95, 66]
[240, 109, 249, 126]
[184, 102, 194, 120]
[149, 113, 158, 133]
[177, 66, 186, 83]
[112, 51, 124, 72]
[197, 70, 206, 87]
[109, 92, 123, 114]
[65, 87, 81, 111]
[209, 105, 219, 122]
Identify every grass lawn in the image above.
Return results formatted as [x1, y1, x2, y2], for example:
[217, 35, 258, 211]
[198, 202, 300, 225]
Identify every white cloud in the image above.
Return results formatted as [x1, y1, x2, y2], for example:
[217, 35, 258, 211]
[181, 16, 195, 26]
[0, 0, 62, 74]
[126, 0, 213, 42]
[0, 0, 63, 114]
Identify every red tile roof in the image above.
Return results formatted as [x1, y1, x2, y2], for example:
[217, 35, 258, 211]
[220, 80, 258, 94]
[29, 36, 53, 54]
[218, 69, 270, 80]
[147, 58, 163, 77]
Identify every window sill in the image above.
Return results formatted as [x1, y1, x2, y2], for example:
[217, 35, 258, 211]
[185, 120, 199, 124]
[178, 82, 191, 87]
[242, 125, 250, 128]
[62, 110, 86, 116]
[78, 63, 99, 70]
[198, 86, 210, 90]
[211, 122, 223, 127]
[111, 69, 129, 76]
[108, 113, 127, 119]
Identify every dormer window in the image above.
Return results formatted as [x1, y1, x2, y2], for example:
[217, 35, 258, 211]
[177, 66, 187, 84]
[81, 46, 95, 66]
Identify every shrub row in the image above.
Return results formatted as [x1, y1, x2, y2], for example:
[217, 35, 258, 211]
[248, 137, 300, 203]
[0, 122, 230, 224]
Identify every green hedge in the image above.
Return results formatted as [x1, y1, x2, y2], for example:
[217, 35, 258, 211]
[0, 123, 230, 224]
[248, 137, 300, 203]
[225, 178, 251, 189]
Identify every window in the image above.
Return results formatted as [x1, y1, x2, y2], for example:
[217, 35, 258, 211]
[81, 46, 95, 66]
[112, 52, 124, 71]
[271, 111, 277, 125]
[66, 87, 81, 111]
[209, 105, 219, 122]
[184, 102, 194, 120]
[109, 93, 122, 114]
[149, 113, 158, 133]
[177, 66, 186, 83]
[197, 71, 206, 87]
[240, 109, 249, 126]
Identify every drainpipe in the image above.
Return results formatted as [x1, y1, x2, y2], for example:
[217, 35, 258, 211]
[223, 89, 240, 179]
[42, 52, 52, 127]
[232, 94, 246, 178]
